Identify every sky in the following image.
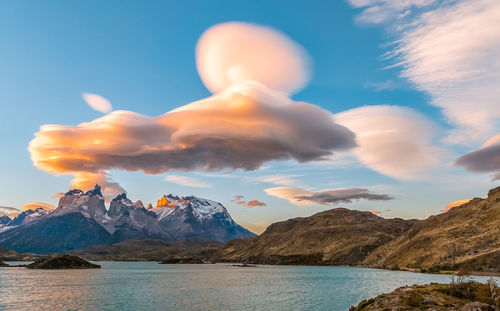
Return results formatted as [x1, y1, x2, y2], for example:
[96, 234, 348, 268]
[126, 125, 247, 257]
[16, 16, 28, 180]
[0, 0, 499, 234]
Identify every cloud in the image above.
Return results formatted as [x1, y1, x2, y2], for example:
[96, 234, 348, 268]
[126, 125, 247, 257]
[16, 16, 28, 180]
[265, 187, 394, 206]
[21, 202, 57, 211]
[350, 0, 500, 144]
[71, 172, 126, 201]
[348, 0, 436, 24]
[164, 175, 211, 188]
[245, 200, 267, 208]
[230, 195, 266, 208]
[441, 198, 472, 213]
[82, 93, 112, 114]
[336, 105, 441, 180]
[52, 192, 65, 198]
[369, 209, 381, 215]
[0, 206, 21, 218]
[251, 174, 299, 186]
[365, 80, 397, 91]
[29, 83, 355, 198]
[455, 133, 500, 180]
[196, 22, 311, 95]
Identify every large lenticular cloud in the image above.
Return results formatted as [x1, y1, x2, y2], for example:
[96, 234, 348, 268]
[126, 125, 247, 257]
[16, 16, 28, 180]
[29, 22, 354, 199]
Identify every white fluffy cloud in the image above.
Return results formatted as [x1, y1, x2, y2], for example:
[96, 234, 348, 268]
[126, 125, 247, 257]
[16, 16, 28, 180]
[336, 105, 441, 180]
[82, 93, 112, 114]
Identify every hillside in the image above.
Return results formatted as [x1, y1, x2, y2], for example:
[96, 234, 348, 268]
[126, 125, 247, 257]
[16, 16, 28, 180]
[67, 238, 223, 261]
[363, 186, 500, 274]
[212, 186, 500, 274]
[211, 208, 415, 265]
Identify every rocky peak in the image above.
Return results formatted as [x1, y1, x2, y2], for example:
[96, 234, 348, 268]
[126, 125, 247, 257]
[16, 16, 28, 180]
[487, 186, 500, 199]
[108, 193, 134, 218]
[84, 185, 103, 197]
[156, 195, 181, 208]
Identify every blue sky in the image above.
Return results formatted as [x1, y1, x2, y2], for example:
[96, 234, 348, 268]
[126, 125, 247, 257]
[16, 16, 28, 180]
[1, 0, 499, 233]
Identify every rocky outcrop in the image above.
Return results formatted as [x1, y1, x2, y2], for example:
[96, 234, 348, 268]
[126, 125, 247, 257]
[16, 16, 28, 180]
[350, 281, 500, 310]
[27, 255, 100, 269]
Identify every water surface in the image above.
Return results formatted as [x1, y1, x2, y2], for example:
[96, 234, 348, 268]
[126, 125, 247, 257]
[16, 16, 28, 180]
[0, 262, 497, 310]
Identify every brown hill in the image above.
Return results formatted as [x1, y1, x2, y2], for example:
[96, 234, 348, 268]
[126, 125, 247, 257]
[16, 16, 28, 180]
[363, 187, 500, 274]
[211, 208, 415, 265]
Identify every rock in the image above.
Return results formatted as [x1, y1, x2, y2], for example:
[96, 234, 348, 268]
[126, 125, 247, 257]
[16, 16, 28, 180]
[26, 255, 101, 269]
[0, 259, 9, 267]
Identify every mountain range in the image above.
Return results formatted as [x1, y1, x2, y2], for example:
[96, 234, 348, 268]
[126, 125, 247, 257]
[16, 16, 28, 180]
[0, 185, 255, 253]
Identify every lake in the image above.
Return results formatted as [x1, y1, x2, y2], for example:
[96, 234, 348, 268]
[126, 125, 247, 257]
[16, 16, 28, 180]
[0, 262, 498, 310]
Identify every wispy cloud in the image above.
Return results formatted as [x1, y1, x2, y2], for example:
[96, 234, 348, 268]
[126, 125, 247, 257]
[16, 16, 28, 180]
[164, 175, 211, 188]
[250, 174, 300, 186]
[365, 80, 396, 91]
[350, 0, 500, 144]
[440, 198, 472, 213]
[0, 206, 21, 218]
[82, 93, 112, 114]
[265, 187, 394, 206]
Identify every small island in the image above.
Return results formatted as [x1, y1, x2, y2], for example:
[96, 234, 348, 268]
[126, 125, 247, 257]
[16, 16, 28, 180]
[350, 278, 499, 310]
[26, 255, 101, 269]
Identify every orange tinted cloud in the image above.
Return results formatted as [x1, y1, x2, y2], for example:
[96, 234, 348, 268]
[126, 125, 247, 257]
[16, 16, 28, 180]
[441, 198, 472, 213]
[21, 202, 57, 211]
[245, 200, 267, 208]
[29, 83, 355, 198]
[369, 210, 381, 215]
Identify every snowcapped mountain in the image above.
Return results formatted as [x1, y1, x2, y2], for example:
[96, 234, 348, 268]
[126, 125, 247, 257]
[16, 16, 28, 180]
[151, 194, 255, 242]
[0, 185, 255, 253]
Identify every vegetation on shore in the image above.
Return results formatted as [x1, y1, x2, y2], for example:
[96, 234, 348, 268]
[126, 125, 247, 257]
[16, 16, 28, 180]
[350, 277, 500, 311]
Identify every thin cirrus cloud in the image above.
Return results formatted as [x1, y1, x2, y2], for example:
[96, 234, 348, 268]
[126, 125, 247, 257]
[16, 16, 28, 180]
[455, 133, 500, 181]
[349, 0, 500, 145]
[251, 174, 299, 186]
[335, 105, 441, 180]
[164, 175, 211, 188]
[82, 93, 112, 114]
[28, 22, 355, 199]
[265, 187, 394, 206]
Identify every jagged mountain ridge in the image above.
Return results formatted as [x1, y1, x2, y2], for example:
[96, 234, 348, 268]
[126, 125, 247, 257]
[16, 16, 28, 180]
[0, 185, 255, 253]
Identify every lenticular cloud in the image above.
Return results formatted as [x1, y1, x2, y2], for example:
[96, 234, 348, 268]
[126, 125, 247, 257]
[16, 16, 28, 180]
[196, 22, 311, 95]
[30, 82, 355, 198]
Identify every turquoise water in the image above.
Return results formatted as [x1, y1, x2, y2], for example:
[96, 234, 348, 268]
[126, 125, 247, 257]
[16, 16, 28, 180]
[0, 262, 497, 311]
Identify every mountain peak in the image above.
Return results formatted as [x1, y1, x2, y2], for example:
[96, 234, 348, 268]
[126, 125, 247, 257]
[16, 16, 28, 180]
[112, 193, 128, 201]
[84, 184, 102, 197]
